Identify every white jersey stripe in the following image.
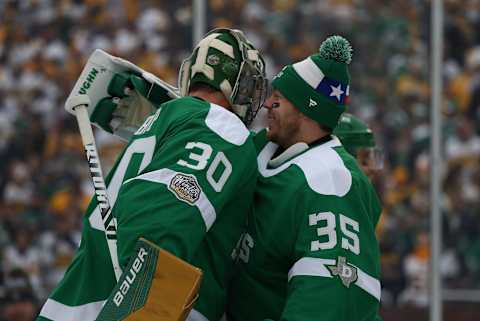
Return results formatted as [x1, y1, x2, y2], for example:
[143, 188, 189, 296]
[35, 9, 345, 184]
[353, 264, 381, 301]
[124, 169, 217, 230]
[257, 137, 352, 197]
[288, 257, 335, 280]
[206, 103, 250, 146]
[292, 57, 325, 89]
[39, 298, 105, 321]
[40, 300, 211, 321]
[288, 257, 381, 301]
[187, 309, 210, 321]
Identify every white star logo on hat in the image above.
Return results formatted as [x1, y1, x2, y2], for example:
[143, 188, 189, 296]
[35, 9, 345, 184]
[330, 84, 344, 101]
[309, 98, 317, 107]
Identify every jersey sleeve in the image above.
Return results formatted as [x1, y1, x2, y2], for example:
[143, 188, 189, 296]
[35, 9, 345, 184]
[113, 99, 257, 268]
[276, 191, 381, 321]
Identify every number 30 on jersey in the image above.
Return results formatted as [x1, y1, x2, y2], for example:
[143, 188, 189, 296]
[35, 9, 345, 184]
[177, 141, 232, 192]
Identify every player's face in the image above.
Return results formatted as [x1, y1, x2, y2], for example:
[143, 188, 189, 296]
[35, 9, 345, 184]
[264, 90, 302, 148]
[357, 148, 381, 180]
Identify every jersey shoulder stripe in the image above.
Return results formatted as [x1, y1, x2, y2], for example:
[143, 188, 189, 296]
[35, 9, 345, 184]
[205, 103, 250, 146]
[163, 97, 250, 146]
[257, 137, 352, 196]
[124, 168, 217, 231]
[288, 257, 381, 301]
[39, 298, 105, 321]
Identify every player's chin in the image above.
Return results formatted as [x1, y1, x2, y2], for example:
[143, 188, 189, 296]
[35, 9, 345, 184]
[266, 127, 278, 142]
[267, 118, 277, 133]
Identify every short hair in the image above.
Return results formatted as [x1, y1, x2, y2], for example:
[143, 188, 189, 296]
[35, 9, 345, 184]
[188, 82, 218, 94]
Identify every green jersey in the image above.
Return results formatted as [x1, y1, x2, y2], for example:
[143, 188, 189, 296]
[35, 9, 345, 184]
[227, 130, 382, 321]
[38, 97, 257, 321]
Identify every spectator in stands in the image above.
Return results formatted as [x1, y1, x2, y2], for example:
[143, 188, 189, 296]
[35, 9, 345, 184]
[1, 269, 38, 321]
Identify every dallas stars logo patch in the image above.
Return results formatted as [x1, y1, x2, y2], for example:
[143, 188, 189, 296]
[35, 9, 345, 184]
[328, 256, 358, 288]
[309, 98, 317, 107]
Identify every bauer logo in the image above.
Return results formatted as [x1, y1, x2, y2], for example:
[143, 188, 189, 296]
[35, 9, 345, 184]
[168, 173, 201, 205]
[78, 67, 99, 95]
[113, 247, 148, 307]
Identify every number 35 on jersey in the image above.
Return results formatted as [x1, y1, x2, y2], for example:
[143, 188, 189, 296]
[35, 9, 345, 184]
[309, 212, 360, 255]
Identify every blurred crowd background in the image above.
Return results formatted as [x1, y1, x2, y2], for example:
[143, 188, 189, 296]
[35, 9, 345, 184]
[0, 0, 479, 320]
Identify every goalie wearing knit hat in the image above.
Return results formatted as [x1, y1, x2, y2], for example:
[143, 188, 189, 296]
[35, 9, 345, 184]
[271, 35, 352, 130]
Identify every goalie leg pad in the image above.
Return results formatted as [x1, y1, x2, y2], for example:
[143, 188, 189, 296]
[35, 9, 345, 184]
[96, 238, 203, 321]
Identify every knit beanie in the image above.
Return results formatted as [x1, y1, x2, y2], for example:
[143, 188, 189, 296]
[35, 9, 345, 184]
[271, 35, 353, 129]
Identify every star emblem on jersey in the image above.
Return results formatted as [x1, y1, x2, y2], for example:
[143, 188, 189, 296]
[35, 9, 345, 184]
[330, 84, 345, 101]
[309, 98, 318, 107]
[328, 256, 358, 288]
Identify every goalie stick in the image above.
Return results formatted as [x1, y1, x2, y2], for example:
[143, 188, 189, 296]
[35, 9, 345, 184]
[66, 94, 123, 281]
[66, 94, 203, 321]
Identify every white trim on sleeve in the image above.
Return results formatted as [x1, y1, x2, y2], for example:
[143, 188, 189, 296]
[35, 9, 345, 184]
[124, 168, 217, 230]
[205, 103, 250, 146]
[39, 298, 105, 321]
[288, 257, 381, 301]
[187, 309, 210, 321]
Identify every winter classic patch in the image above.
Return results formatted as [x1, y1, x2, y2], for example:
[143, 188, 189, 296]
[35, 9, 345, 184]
[168, 173, 201, 205]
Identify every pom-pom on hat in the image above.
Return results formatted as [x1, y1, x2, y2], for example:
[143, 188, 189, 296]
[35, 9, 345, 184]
[271, 35, 353, 129]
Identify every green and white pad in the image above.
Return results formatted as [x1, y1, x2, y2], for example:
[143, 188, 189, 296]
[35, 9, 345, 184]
[95, 238, 202, 321]
[65, 49, 179, 141]
[95, 238, 159, 321]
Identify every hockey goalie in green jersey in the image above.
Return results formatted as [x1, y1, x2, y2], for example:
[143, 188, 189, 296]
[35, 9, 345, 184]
[227, 36, 383, 321]
[37, 28, 268, 321]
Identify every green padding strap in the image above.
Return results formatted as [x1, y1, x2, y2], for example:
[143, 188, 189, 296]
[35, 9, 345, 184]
[107, 72, 131, 98]
[96, 239, 159, 321]
[110, 72, 173, 107]
[90, 97, 117, 133]
[131, 75, 174, 107]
